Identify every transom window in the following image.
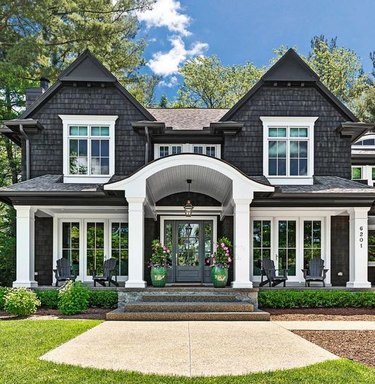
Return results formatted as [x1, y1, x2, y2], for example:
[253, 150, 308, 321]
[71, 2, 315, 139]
[60, 115, 117, 183]
[353, 135, 375, 147]
[261, 117, 317, 185]
[154, 143, 221, 159]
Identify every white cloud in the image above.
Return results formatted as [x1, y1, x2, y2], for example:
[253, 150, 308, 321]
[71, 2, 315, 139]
[159, 75, 179, 88]
[137, 0, 191, 36]
[148, 36, 208, 76]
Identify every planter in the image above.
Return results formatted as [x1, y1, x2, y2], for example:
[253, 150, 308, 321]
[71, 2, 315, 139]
[211, 266, 228, 288]
[151, 266, 168, 287]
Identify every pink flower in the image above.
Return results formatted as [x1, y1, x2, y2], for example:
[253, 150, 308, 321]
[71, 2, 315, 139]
[221, 243, 225, 247]
[228, 257, 232, 262]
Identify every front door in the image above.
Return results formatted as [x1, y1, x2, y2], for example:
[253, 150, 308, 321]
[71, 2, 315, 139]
[164, 220, 214, 283]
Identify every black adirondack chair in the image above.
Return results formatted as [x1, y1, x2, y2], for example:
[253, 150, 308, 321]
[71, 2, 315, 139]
[259, 258, 288, 287]
[302, 257, 328, 287]
[54, 258, 77, 287]
[93, 258, 119, 287]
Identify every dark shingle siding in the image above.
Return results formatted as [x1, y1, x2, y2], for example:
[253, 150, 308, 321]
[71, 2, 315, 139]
[29, 84, 146, 178]
[223, 85, 352, 179]
[35, 217, 53, 285]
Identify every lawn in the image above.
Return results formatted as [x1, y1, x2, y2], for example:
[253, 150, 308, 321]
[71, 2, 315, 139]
[0, 320, 374, 384]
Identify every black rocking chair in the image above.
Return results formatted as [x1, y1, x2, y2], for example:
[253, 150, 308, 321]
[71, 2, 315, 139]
[259, 258, 288, 287]
[93, 258, 119, 287]
[54, 258, 77, 287]
[302, 257, 328, 287]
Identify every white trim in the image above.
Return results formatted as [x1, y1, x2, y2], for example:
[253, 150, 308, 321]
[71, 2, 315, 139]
[351, 165, 375, 186]
[352, 134, 375, 148]
[154, 143, 221, 159]
[59, 114, 118, 183]
[260, 116, 318, 185]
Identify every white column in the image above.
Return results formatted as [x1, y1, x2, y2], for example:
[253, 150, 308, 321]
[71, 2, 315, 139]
[346, 207, 371, 288]
[125, 197, 147, 288]
[13, 206, 38, 288]
[231, 198, 253, 288]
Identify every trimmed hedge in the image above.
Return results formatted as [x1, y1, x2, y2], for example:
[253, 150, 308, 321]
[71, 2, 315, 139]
[0, 287, 7, 310]
[35, 289, 118, 309]
[259, 289, 375, 309]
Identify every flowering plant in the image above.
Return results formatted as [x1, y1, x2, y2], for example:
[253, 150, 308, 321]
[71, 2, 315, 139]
[148, 239, 171, 268]
[210, 236, 232, 268]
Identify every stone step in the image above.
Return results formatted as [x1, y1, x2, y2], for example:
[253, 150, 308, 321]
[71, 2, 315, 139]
[141, 294, 240, 303]
[125, 302, 254, 313]
[107, 309, 270, 321]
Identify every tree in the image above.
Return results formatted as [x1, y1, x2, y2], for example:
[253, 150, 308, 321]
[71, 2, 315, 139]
[175, 55, 264, 108]
[159, 94, 168, 108]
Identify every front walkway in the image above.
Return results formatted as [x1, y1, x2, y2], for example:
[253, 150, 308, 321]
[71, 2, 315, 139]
[41, 321, 337, 377]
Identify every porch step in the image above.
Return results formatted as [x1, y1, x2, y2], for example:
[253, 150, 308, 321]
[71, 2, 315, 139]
[141, 294, 239, 303]
[125, 302, 254, 313]
[107, 309, 270, 321]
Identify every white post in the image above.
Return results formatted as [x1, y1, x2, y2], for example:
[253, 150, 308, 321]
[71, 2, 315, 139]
[125, 197, 147, 288]
[231, 198, 253, 288]
[346, 207, 371, 288]
[13, 206, 38, 288]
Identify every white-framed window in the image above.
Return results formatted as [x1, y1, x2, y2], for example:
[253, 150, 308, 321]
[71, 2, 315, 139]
[60, 115, 118, 183]
[353, 134, 375, 148]
[154, 143, 221, 159]
[351, 165, 375, 186]
[261, 116, 318, 185]
[351, 166, 363, 180]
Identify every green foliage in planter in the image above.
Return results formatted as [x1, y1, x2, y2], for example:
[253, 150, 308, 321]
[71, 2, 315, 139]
[259, 290, 375, 309]
[0, 287, 8, 310]
[4, 288, 41, 316]
[89, 290, 118, 308]
[58, 281, 90, 315]
[35, 290, 59, 309]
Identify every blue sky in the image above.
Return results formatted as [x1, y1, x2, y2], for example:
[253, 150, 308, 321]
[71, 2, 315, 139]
[136, 0, 375, 101]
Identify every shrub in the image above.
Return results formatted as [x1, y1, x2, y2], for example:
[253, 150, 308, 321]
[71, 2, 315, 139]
[58, 281, 90, 315]
[258, 290, 375, 309]
[4, 288, 41, 316]
[0, 287, 8, 310]
[35, 290, 59, 309]
[89, 290, 118, 308]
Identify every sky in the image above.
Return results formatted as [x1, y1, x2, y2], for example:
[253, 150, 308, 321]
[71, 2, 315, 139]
[136, 0, 375, 101]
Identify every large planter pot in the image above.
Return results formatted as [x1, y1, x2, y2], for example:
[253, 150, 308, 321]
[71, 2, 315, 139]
[151, 266, 168, 287]
[211, 266, 228, 288]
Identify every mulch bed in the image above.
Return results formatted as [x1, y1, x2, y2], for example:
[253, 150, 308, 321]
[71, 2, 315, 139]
[267, 307, 375, 321]
[0, 308, 109, 320]
[294, 330, 375, 368]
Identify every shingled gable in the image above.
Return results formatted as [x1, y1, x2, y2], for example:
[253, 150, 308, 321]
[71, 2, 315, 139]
[19, 50, 155, 121]
[220, 48, 358, 122]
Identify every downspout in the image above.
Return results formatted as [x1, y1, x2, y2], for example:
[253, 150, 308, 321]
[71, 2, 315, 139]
[145, 126, 150, 164]
[19, 124, 30, 180]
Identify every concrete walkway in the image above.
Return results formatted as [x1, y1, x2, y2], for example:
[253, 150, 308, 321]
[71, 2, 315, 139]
[41, 321, 338, 377]
[274, 321, 375, 331]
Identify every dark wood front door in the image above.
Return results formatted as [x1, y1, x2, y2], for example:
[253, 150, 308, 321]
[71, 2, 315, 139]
[164, 220, 213, 283]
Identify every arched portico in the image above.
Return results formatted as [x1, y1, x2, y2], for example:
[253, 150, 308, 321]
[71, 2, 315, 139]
[105, 154, 274, 288]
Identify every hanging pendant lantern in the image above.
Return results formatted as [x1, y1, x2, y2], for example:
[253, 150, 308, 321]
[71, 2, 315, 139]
[184, 179, 194, 217]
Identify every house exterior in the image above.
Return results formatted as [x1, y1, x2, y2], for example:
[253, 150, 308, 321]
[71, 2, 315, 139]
[1, 48, 375, 289]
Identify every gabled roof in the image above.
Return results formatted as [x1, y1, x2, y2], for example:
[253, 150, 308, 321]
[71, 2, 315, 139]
[221, 48, 358, 122]
[18, 50, 155, 121]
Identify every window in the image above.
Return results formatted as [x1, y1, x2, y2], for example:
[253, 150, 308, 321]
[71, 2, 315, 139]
[111, 222, 128, 276]
[303, 220, 321, 269]
[351, 167, 362, 180]
[60, 115, 118, 182]
[252, 220, 271, 275]
[86, 222, 105, 276]
[278, 220, 296, 276]
[353, 135, 375, 147]
[154, 144, 221, 159]
[62, 222, 80, 276]
[261, 117, 317, 184]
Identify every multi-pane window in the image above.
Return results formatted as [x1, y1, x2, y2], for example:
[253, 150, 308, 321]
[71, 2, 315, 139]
[268, 127, 308, 176]
[278, 220, 296, 276]
[303, 220, 322, 268]
[111, 222, 128, 276]
[86, 222, 105, 276]
[159, 145, 182, 157]
[252, 220, 271, 275]
[354, 137, 375, 146]
[155, 144, 220, 159]
[351, 166, 362, 180]
[69, 125, 110, 175]
[62, 222, 80, 276]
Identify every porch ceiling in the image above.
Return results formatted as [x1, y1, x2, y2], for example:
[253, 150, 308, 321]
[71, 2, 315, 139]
[147, 165, 232, 204]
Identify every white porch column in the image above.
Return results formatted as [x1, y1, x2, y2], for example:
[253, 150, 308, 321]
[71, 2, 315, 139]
[346, 207, 371, 288]
[125, 197, 147, 288]
[13, 206, 38, 288]
[231, 198, 253, 288]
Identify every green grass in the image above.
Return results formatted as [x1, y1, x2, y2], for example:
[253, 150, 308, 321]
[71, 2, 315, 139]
[0, 320, 374, 384]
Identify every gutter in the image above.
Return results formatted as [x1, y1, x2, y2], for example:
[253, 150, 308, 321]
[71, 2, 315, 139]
[19, 124, 30, 180]
[145, 126, 150, 164]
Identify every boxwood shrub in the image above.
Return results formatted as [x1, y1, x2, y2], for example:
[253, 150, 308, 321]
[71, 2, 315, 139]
[35, 288, 118, 309]
[258, 289, 375, 309]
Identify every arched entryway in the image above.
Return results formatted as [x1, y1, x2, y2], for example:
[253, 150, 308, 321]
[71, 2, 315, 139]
[105, 154, 274, 288]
